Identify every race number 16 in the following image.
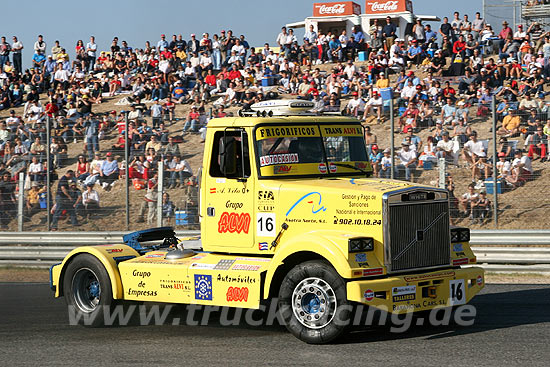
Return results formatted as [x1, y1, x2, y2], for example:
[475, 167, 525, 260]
[257, 213, 276, 237]
[449, 279, 466, 306]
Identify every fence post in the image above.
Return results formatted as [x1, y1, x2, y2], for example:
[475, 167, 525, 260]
[46, 116, 51, 231]
[124, 112, 130, 231]
[438, 158, 446, 189]
[390, 97, 395, 179]
[491, 95, 498, 228]
[157, 161, 164, 228]
[17, 172, 24, 232]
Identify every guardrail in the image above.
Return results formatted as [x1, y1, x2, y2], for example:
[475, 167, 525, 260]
[468, 230, 550, 246]
[1, 230, 550, 272]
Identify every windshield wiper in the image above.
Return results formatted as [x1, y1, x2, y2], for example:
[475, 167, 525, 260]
[331, 162, 371, 176]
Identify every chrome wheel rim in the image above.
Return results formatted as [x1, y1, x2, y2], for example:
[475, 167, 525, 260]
[291, 277, 337, 329]
[72, 268, 101, 313]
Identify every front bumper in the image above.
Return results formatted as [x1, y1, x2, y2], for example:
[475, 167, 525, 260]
[347, 267, 484, 313]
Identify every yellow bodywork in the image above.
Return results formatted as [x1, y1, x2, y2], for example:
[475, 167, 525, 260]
[51, 115, 484, 314]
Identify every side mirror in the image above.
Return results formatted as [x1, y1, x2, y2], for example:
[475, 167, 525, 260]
[220, 136, 237, 176]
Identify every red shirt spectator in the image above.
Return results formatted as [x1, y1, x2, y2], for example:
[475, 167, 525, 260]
[228, 69, 242, 80]
[161, 49, 173, 59]
[205, 74, 216, 87]
[453, 40, 466, 54]
[45, 102, 59, 118]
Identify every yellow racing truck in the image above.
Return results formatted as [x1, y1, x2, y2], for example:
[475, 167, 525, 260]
[50, 109, 484, 344]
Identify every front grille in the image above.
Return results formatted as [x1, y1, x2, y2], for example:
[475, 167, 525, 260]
[387, 201, 450, 272]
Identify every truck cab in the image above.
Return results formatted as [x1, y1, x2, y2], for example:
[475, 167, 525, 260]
[50, 113, 484, 344]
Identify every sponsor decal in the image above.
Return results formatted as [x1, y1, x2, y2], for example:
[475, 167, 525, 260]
[226, 287, 249, 302]
[214, 259, 236, 270]
[318, 163, 327, 174]
[106, 248, 123, 254]
[191, 263, 216, 269]
[225, 201, 243, 210]
[194, 274, 213, 300]
[191, 254, 206, 260]
[404, 271, 455, 282]
[273, 165, 292, 174]
[217, 274, 256, 284]
[256, 126, 319, 140]
[258, 242, 269, 251]
[210, 187, 216, 194]
[392, 285, 416, 302]
[160, 279, 192, 292]
[132, 270, 151, 278]
[260, 153, 299, 167]
[234, 257, 271, 262]
[285, 192, 327, 216]
[366, 0, 400, 12]
[215, 178, 226, 184]
[145, 253, 164, 258]
[232, 264, 262, 271]
[355, 162, 368, 170]
[453, 243, 464, 252]
[258, 190, 275, 201]
[218, 212, 251, 234]
[355, 253, 367, 263]
[329, 163, 337, 173]
[127, 289, 157, 297]
[452, 258, 469, 266]
[477, 275, 483, 286]
[363, 268, 383, 276]
[364, 289, 374, 301]
[313, 2, 361, 17]
[289, 101, 315, 108]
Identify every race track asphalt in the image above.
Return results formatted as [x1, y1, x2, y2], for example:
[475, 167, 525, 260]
[1, 283, 549, 366]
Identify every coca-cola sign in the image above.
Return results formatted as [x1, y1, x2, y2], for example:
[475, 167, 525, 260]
[364, 0, 409, 14]
[313, 1, 361, 17]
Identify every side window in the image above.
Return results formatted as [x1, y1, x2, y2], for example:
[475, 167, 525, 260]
[209, 130, 251, 178]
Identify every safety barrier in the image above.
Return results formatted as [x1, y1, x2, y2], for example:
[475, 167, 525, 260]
[0, 230, 549, 272]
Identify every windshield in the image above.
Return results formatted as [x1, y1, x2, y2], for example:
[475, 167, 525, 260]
[255, 123, 370, 177]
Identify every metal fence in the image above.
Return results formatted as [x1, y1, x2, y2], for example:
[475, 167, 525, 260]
[1, 112, 203, 233]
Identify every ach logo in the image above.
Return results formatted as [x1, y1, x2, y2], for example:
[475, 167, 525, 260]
[226, 287, 249, 302]
[218, 212, 251, 234]
[274, 165, 292, 174]
[258, 190, 274, 201]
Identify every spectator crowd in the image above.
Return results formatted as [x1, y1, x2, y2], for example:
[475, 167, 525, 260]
[0, 4, 549, 228]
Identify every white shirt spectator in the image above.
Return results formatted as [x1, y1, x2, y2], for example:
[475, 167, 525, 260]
[436, 139, 454, 153]
[344, 64, 356, 80]
[82, 189, 100, 206]
[401, 84, 416, 99]
[54, 68, 70, 82]
[366, 96, 383, 107]
[347, 98, 365, 112]
[231, 44, 245, 56]
[398, 148, 417, 165]
[512, 155, 533, 173]
[464, 140, 486, 157]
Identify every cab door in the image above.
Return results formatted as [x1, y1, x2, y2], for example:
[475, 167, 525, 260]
[202, 128, 255, 251]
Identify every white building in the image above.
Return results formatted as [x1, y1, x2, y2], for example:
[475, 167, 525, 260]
[286, 0, 439, 43]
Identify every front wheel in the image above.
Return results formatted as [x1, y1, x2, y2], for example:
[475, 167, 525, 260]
[278, 260, 350, 344]
[63, 254, 115, 327]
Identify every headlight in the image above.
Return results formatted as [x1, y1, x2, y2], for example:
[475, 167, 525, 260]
[450, 227, 470, 243]
[348, 238, 374, 252]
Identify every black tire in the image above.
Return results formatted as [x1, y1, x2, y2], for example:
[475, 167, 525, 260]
[63, 254, 115, 327]
[278, 260, 350, 344]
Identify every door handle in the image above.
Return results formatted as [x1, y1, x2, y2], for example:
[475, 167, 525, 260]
[207, 207, 215, 217]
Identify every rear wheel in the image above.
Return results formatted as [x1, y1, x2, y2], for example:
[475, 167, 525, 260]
[278, 260, 350, 344]
[63, 254, 115, 327]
